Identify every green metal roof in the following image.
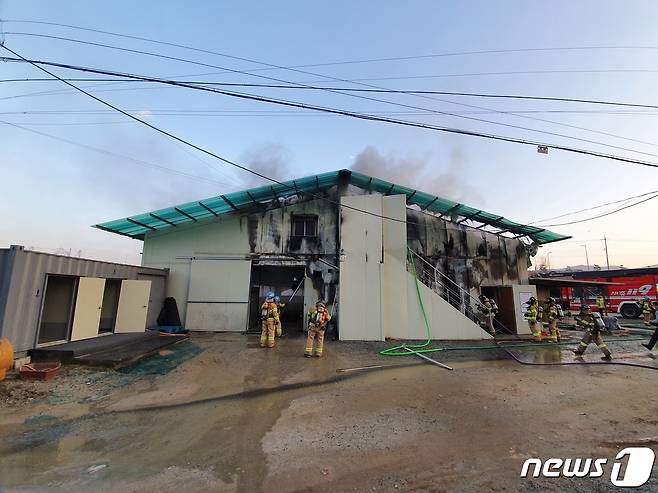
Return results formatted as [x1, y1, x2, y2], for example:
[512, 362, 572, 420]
[94, 169, 570, 245]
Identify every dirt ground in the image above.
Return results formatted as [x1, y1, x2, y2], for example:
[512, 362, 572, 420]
[0, 332, 656, 493]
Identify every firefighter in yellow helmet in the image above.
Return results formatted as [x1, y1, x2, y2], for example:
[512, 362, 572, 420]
[573, 304, 612, 360]
[477, 294, 496, 336]
[639, 296, 653, 327]
[546, 297, 560, 343]
[524, 297, 542, 342]
[260, 291, 279, 348]
[305, 300, 331, 358]
[274, 295, 285, 338]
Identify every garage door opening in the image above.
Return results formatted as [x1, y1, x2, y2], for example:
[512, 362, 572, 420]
[248, 265, 305, 335]
[38, 275, 77, 344]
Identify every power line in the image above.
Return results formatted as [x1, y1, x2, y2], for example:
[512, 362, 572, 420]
[1, 41, 654, 246]
[536, 193, 658, 227]
[8, 109, 658, 124]
[6, 108, 658, 116]
[4, 35, 658, 155]
[529, 189, 658, 224]
[7, 19, 658, 72]
[0, 43, 575, 245]
[2, 43, 438, 231]
[4, 52, 658, 170]
[9, 44, 650, 242]
[0, 120, 240, 188]
[4, 77, 658, 111]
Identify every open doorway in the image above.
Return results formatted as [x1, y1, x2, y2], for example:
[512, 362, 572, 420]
[482, 286, 518, 334]
[99, 279, 122, 334]
[248, 265, 305, 335]
[38, 275, 77, 344]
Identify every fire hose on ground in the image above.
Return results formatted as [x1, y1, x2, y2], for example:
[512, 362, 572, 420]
[377, 251, 656, 371]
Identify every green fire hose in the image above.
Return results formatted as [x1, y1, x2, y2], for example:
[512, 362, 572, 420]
[379, 250, 646, 359]
[379, 250, 451, 358]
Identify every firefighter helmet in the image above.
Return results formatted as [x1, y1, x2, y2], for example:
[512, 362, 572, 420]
[581, 304, 591, 312]
[525, 296, 537, 305]
[266, 291, 275, 300]
[478, 294, 488, 303]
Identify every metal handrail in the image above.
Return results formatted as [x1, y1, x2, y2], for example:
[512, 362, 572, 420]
[408, 249, 483, 309]
[406, 248, 517, 335]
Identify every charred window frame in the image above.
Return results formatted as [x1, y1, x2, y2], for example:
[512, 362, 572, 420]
[291, 214, 318, 237]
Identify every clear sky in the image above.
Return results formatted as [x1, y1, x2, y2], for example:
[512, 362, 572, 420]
[1, 1, 657, 269]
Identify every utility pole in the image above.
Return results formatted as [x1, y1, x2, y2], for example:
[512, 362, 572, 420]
[580, 244, 590, 271]
[603, 236, 610, 270]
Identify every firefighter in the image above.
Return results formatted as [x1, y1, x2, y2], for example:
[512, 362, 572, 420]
[274, 295, 285, 337]
[524, 297, 542, 342]
[639, 296, 653, 326]
[642, 301, 658, 351]
[596, 294, 606, 315]
[572, 304, 612, 360]
[259, 292, 279, 348]
[546, 297, 560, 343]
[304, 300, 331, 358]
[477, 294, 496, 336]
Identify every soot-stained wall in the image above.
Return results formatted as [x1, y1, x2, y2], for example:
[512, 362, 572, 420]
[406, 208, 529, 296]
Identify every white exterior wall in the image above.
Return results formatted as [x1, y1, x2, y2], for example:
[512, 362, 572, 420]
[382, 195, 408, 338]
[142, 214, 251, 322]
[338, 194, 384, 341]
[339, 194, 490, 341]
[402, 273, 492, 340]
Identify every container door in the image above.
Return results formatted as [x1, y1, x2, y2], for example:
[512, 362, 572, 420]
[114, 280, 152, 333]
[70, 277, 106, 341]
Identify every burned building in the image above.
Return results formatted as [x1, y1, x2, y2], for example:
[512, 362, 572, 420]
[95, 169, 569, 340]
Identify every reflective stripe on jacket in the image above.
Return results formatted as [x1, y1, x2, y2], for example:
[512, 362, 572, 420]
[524, 306, 538, 323]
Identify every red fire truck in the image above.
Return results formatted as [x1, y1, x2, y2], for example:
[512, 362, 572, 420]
[557, 267, 658, 318]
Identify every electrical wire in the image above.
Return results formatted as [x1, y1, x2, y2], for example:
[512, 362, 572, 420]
[4, 54, 658, 167]
[0, 120, 239, 188]
[4, 34, 658, 154]
[7, 19, 658, 74]
[298, 70, 658, 82]
[529, 189, 658, 224]
[7, 108, 658, 116]
[2, 77, 658, 111]
[536, 193, 658, 227]
[1, 43, 435, 230]
[2, 42, 656, 237]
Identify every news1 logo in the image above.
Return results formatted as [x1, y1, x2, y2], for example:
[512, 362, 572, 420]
[520, 447, 655, 487]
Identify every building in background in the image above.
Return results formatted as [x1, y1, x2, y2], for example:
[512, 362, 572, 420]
[95, 169, 569, 340]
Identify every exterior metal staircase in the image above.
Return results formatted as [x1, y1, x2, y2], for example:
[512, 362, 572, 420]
[406, 249, 513, 336]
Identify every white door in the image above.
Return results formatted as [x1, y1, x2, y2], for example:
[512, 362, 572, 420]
[70, 277, 106, 341]
[115, 280, 152, 333]
[186, 258, 251, 331]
